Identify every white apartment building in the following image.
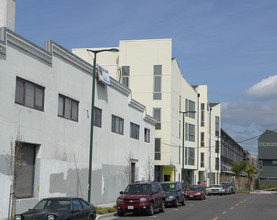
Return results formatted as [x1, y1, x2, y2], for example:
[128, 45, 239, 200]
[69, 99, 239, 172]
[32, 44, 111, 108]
[74, 39, 201, 185]
[194, 85, 221, 186]
[0, 28, 156, 218]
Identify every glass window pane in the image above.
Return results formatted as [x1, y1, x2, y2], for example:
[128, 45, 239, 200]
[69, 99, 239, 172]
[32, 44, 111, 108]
[58, 96, 64, 116]
[64, 98, 71, 119]
[15, 80, 24, 104]
[71, 101, 78, 121]
[154, 76, 161, 92]
[25, 82, 34, 108]
[35, 87, 43, 109]
[154, 65, 162, 75]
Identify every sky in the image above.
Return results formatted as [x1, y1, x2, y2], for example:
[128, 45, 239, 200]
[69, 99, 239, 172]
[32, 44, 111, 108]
[15, 0, 277, 155]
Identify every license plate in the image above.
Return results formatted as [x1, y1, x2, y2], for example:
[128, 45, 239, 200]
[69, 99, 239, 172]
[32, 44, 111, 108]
[128, 206, 134, 210]
[190, 195, 193, 197]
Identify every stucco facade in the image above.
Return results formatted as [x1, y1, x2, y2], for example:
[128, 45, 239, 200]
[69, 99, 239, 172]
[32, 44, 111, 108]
[73, 39, 201, 184]
[194, 86, 221, 186]
[0, 28, 155, 218]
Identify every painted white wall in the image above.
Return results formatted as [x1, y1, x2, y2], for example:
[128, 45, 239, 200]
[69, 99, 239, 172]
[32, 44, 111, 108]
[0, 29, 155, 218]
[0, 0, 16, 30]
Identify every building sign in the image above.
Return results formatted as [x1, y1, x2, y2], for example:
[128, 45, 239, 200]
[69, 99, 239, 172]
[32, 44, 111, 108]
[98, 65, 111, 86]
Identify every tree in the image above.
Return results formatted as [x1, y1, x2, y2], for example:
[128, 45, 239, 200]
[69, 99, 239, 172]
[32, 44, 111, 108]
[4, 132, 25, 219]
[245, 164, 258, 191]
[142, 155, 154, 181]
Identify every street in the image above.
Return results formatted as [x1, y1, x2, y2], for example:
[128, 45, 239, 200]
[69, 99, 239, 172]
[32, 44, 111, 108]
[99, 193, 277, 220]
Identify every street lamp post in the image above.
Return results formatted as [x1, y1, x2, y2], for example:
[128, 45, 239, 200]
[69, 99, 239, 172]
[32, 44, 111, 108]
[86, 48, 119, 203]
[180, 111, 196, 185]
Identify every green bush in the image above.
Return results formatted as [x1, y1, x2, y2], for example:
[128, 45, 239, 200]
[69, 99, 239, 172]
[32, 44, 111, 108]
[95, 206, 116, 215]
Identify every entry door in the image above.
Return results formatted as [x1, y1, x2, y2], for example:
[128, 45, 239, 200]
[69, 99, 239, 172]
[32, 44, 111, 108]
[131, 162, 136, 183]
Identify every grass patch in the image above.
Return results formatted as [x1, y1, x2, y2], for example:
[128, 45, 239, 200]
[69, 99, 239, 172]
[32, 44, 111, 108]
[95, 206, 117, 215]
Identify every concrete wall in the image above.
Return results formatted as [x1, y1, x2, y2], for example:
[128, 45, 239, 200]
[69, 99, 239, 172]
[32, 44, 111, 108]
[0, 0, 16, 30]
[0, 29, 155, 218]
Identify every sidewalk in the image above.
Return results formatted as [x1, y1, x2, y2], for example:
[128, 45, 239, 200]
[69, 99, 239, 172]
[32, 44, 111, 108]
[250, 190, 277, 195]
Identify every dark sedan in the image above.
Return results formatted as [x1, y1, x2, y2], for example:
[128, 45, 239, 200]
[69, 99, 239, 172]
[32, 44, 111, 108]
[161, 182, 185, 207]
[15, 197, 96, 220]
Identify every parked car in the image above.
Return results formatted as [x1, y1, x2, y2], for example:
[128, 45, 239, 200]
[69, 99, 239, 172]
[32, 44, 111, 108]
[222, 182, 236, 194]
[185, 185, 206, 200]
[206, 184, 226, 195]
[161, 181, 185, 207]
[15, 197, 96, 220]
[116, 181, 165, 216]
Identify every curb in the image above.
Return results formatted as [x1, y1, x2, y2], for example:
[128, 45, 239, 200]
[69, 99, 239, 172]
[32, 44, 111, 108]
[96, 212, 117, 220]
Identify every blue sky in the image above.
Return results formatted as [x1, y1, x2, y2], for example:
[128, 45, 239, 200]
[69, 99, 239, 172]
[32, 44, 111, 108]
[15, 0, 277, 155]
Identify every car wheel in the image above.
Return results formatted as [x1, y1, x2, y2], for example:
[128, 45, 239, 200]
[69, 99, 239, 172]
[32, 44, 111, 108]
[148, 202, 154, 216]
[117, 211, 124, 217]
[160, 200, 165, 212]
[174, 199, 178, 207]
[89, 216, 95, 220]
[181, 198, 185, 206]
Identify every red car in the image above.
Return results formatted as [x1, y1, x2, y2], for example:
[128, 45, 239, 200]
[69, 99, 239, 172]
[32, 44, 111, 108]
[116, 181, 165, 216]
[185, 185, 206, 200]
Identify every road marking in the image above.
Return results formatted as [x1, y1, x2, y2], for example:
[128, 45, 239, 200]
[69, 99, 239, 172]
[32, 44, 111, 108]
[235, 203, 239, 206]
[213, 217, 219, 220]
[240, 201, 244, 204]
[230, 207, 234, 210]
[222, 211, 227, 214]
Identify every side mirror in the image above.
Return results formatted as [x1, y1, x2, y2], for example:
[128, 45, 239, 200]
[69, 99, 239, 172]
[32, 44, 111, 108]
[120, 191, 124, 194]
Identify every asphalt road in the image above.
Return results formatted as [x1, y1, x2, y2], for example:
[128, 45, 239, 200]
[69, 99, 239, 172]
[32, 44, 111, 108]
[99, 193, 277, 220]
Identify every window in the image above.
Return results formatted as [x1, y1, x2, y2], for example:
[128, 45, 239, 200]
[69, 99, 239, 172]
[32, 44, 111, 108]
[215, 158, 219, 170]
[144, 128, 150, 143]
[130, 122, 140, 139]
[94, 107, 102, 127]
[215, 116, 220, 137]
[16, 143, 36, 198]
[122, 66, 130, 88]
[72, 199, 83, 210]
[201, 103, 205, 126]
[58, 94, 79, 121]
[201, 132, 205, 147]
[179, 120, 181, 139]
[153, 108, 161, 130]
[155, 138, 161, 160]
[188, 148, 195, 165]
[15, 77, 45, 111]
[179, 146, 181, 164]
[153, 65, 162, 100]
[215, 140, 219, 153]
[259, 160, 263, 170]
[185, 123, 195, 142]
[185, 99, 195, 118]
[112, 115, 124, 135]
[201, 153, 204, 168]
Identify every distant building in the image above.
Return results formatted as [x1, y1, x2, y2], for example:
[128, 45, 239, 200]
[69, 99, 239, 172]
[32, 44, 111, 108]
[243, 150, 258, 169]
[221, 129, 244, 173]
[258, 129, 277, 187]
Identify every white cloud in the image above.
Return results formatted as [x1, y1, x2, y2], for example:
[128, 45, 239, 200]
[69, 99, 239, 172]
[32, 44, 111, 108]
[245, 75, 277, 99]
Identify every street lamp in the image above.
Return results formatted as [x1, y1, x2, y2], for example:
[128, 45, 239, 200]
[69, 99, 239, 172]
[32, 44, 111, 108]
[86, 48, 119, 203]
[180, 110, 196, 185]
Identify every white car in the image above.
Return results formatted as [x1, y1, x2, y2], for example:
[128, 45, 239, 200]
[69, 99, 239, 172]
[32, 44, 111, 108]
[206, 184, 226, 195]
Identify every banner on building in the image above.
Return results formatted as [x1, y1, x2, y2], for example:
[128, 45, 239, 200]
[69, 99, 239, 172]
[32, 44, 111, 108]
[98, 65, 111, 86]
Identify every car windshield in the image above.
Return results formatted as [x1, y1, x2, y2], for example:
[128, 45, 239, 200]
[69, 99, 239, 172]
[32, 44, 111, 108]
[161, 183, 176, 192]
[33, 199, 71, 211]
[125, 184, 151, 194]
[187, 185, 201, 190]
